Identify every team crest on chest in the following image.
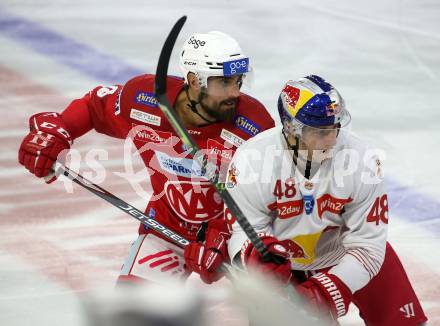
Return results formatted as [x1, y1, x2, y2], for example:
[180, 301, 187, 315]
[226, 163, 239, 188]
[164, 181, 223, 222]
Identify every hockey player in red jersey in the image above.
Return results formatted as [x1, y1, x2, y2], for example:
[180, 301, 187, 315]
[225, 76, 427, 325]
[18, 31, 274, 284]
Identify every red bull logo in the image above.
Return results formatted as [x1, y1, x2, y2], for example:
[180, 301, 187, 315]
[281, 239, 308, 259]
[282, 231, 324, 265]
[325, 101, 341, 116]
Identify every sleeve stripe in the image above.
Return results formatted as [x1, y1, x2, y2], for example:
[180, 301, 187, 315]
[351, 248, 376, 272]
[319, 248, 346, 268]
[347, 250, 374, 279]
[351, 248, 381, 275]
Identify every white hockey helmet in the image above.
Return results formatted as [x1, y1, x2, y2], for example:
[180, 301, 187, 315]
[179, 31, 250, 88]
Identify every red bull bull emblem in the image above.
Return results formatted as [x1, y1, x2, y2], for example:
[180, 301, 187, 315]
[282, 239, 308, 259]
[281, 231, 324, 265]
[325, 101, 340, 116]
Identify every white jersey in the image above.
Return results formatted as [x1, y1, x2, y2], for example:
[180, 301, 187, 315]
[226, 126, 388, 293]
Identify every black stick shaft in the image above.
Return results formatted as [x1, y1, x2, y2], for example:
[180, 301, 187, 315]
[55, 163, 190, 247]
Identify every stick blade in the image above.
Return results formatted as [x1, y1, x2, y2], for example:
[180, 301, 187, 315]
[155, 15, 187, 96]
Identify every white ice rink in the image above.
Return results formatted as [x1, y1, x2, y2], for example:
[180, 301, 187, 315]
[0, 0, 439, 325]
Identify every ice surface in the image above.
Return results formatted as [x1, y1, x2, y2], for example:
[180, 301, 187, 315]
[0, 0, 439, 324]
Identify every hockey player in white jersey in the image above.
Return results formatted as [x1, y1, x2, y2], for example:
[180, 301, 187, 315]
[225, 75, 427, 325]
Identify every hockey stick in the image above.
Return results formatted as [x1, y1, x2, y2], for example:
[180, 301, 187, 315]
[52, 162, 236, 275]
[52, 162, 190, 247]
[154, 16, 272, 262]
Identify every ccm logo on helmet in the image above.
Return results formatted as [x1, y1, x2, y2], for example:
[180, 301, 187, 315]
[188, 36, 206, 49]
[224, 58, 249, 76]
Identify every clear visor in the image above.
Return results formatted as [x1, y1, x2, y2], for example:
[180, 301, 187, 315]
[203, 74, 247, 98]
[201, 56, 254, 97]
[287, 109, 352, 153]
[204, 72, 253, 97]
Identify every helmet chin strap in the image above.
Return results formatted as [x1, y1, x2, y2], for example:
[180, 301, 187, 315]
[283, 130, 313, 180]
[283, 130, 303, 170]
[283, 130, 299, 160]
[184, 85, 216, 125]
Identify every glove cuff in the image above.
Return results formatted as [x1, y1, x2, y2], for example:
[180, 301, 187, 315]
[309, 272, 352, 318]
[29, 112, 73, 146]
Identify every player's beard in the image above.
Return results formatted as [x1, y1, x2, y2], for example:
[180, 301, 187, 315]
[199, 92, 238, 122]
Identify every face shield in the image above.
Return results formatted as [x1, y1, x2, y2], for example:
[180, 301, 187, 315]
[198, 57, 253, 96]
[288, 108, 352, 152]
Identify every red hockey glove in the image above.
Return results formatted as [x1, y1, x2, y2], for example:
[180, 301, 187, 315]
[184, 220, 230, 284]
[296, 271, 352, 320]
[19, 112, 72, 183]
[240, 234, 292, 285]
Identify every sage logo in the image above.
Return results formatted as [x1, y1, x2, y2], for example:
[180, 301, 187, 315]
[188, 36, 206, 49]
[224, 58, 249, 76]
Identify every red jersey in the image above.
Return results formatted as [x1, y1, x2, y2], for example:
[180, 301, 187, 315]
[61, 74, 274, 241]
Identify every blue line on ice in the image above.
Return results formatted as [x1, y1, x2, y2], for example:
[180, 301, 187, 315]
[1, 10, 439, 231]
[0, 9, 143, 84]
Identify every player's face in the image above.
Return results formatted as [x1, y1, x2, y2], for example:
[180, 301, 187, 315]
[299, 124, 339, 151]
[199, 75, 242, 121]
